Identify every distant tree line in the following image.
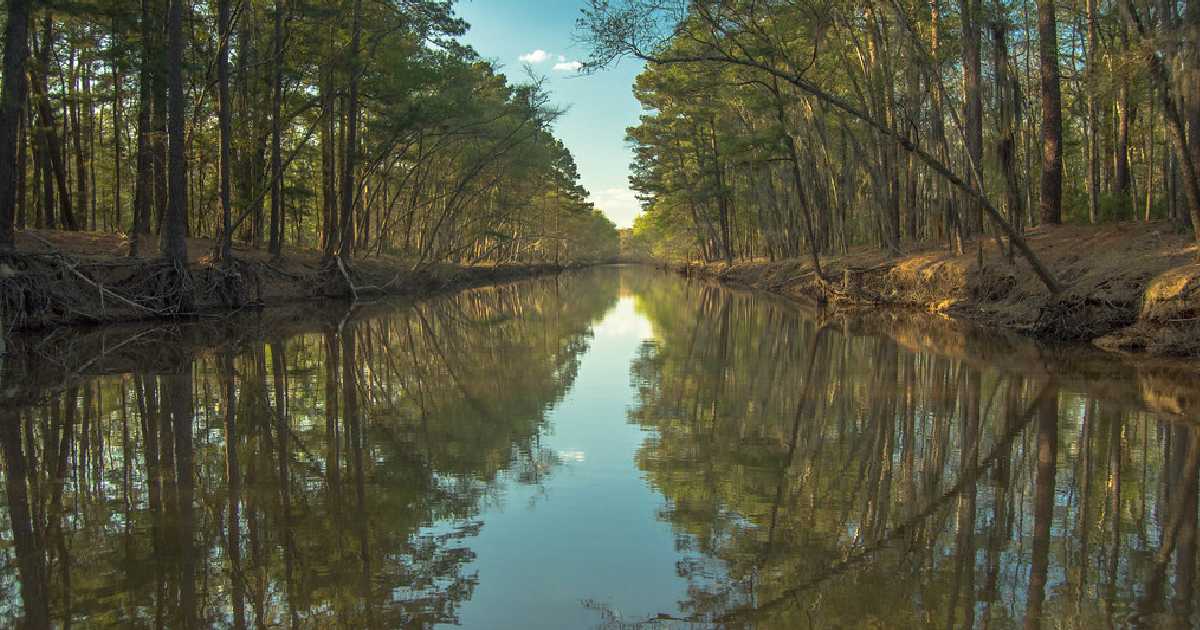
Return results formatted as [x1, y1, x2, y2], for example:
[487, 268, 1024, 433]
[0, 0, 619, 267]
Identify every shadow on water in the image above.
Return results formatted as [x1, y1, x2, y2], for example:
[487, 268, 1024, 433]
[0, 266, 1197, 628]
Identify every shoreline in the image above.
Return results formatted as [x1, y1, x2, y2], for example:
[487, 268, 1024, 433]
[2, 260, 1196, 421]
[0, 229, 577, 334]
[0, 263, 582, 410]
[660, 222, 1199, 359]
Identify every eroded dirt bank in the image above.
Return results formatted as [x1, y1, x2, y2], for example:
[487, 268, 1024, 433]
[674, 222, 1200, 358]
[0, 229, 568, 332]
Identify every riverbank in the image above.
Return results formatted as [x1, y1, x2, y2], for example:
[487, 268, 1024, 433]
[0, 229, 568, 332]
[673, 222, 1200, 358]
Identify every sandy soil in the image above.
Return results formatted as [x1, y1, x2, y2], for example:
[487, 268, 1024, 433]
[677, 222, 1200, 358]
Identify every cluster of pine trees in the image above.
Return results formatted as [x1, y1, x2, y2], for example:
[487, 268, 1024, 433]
[586, 0, 1198, 287]
[0, 0, 618, 268]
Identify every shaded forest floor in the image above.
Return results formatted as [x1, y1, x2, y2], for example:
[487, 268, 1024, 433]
[678, 221, 1200, 358]
[1, 229, 565, 331]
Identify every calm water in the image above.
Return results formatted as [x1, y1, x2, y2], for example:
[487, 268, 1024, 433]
[1, 266, 1198, 628]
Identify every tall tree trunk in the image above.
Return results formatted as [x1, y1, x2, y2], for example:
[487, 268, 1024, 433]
[217, 0, 234, 261]
[768, 80, 825, 278]
[1186, 0, 1200, 233]
[70, 49, 89, 233]
[320, 39, 337, 260]
[162, 0, 188, 265]
[109, 23, 122, 232]
[268, 0, 285, 258]
[1085, 0, 1100, 223]
[1115, 84, 1136, 206]
[709, 123, 734, 265]
[16, 106, 27, 229]
[904, 64, 921, 242]
[132, 0, 157, 255]
[36, 111, 51, 229]
[992, 12, 1024, 246]
[152, 6, 169, 237]
[338, 0, 362, 261]
[960, 0, 984, 236]
[33, 16, 77, 231]
[86, 58, 96, 231]
[929, 0, 962, 253]
[1038, 0, 1063, 225]
[0, 0, 33, 248]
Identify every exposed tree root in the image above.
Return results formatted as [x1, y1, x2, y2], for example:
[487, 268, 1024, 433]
[0, 243, 567, 335]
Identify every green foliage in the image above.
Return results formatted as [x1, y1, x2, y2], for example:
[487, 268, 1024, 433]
[2, 0, 618, 263]
[585, 0, 1197, 263]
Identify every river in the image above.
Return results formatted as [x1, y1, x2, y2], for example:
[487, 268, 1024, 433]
[0, 265, 1196, 628]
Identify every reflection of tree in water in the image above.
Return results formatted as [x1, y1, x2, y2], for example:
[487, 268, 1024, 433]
[0, 270, 619, 627]
[626, 276, 1200, 628]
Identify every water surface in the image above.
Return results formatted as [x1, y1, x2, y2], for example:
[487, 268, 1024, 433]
[1, 266, 1197, 628]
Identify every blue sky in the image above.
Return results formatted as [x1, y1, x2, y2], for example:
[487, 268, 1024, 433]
[456, 0, 645, 228]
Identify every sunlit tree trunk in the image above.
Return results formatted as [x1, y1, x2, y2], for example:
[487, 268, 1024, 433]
[1038, 0, 1063, 225]
[992, 11, 1024, 248]
[960, 0, 984, 236]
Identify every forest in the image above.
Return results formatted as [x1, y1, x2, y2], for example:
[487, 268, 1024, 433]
[0, 0, 619, 314]
[589, 0, 1198, 277]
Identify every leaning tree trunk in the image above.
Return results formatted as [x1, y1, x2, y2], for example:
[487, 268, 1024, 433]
[0, 0, 33, 249]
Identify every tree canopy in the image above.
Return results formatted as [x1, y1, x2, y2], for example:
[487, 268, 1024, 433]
[0, 0, 619, 266]
[585, 0, 1200, 286]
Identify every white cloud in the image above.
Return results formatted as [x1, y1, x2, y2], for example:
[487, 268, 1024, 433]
[553, 60, 583, 72]
[518, 49, 550, 64]
[558, 55, 566, 62]
[590, 188, 642, 228]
